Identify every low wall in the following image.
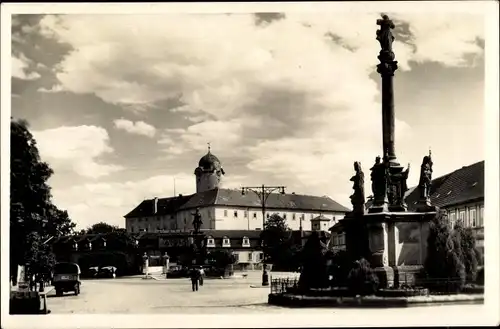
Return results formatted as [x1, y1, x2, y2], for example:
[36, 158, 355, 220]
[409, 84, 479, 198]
[268, 293, 484, 308]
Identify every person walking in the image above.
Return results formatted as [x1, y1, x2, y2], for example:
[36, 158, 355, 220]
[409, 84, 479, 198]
[190, 267, 200, 292]
[199, 266, 205, 286]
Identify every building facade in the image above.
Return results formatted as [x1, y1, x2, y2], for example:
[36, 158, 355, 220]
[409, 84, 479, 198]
[124, 149, 350, 233]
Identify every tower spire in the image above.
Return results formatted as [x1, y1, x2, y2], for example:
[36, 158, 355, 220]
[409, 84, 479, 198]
[207, 142, 211, 153]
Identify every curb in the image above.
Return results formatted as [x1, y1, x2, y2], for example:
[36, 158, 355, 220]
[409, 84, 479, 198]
[268, 293, 484, 308]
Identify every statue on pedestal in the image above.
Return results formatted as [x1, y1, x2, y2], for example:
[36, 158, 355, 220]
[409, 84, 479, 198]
[370, 156, 387, 205]
[350, 161, 365, 213]
[192, 207, 203, 235]
[376, 14, 396, 60]
[399, 164, 410, 206]
[418, 152, 433, 203]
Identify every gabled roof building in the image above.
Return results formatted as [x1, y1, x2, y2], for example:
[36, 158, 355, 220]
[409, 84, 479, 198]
[124, 148, 350, 234]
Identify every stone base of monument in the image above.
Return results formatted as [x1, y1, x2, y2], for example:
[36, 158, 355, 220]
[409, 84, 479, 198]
[373, 265, 424, 289]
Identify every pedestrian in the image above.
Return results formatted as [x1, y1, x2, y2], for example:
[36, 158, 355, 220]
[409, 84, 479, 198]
[199, 266, 204, 286]
[190, 267, 200, 292]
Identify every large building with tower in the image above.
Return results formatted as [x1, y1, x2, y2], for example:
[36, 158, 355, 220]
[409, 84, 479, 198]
[124, 147, 350, 234]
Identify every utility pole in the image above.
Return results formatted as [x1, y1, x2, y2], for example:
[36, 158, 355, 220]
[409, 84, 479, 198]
[241, 184, 286, 286]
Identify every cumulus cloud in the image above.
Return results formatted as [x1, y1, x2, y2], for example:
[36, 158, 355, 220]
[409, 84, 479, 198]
[38, 84, 64, 93]
[113, 118, 156, 137]
[51, 173, 196, 228]
[37, 12, 484, 208]
[33, 125, 123, 178]
[12, 54, 41, 80]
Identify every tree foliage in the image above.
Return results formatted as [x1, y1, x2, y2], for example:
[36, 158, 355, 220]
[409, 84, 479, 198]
[347, 258, 379, 296]
[298, 231, 328, 290]
[206, 249, 237, 269]
[424, 211, 466, 292]
[10, 119, 76, 283]
[260, 213, 291, 263]
[86, 222, 120, 234]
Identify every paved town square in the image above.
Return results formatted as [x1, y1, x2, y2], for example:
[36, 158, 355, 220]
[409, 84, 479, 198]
[45, 274, 483, 315]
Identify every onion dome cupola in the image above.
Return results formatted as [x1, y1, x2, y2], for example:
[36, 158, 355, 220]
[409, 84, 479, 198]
[194, 143, 225, 193]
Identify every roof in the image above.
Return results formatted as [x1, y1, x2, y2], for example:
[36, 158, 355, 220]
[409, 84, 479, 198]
[198, 150, 222, 171]
[125, 188, 351, 218]
[405, 160, 484, 210]
[311, 215, 330, 222]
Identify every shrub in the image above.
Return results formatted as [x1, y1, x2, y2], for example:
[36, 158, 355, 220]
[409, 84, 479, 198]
[298, 232, 328, 290]
[347, 258, 379, 296]
[327, 250, 351, 287]
[424, 211, 466, 292]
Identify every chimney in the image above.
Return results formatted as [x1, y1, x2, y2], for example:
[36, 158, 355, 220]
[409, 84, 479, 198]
[178, 194, 183, 197]
[153, 197, 158, 214]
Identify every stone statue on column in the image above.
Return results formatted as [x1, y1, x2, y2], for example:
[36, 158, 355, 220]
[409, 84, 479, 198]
[192, 207, 203, 235]
[416, 151, 437, 211]
[370, 156, 388, 208]
[350, 161, 365, 214]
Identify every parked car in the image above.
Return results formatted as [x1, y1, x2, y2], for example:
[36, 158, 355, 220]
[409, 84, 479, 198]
[52, 262, 81, 296]
[98, 266, 117, 278]
[166, 265, 189, 278]
[85, 267, 99, 278]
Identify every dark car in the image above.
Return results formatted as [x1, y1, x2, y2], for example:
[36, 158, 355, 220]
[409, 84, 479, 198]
[98, 266, 117, 278]
[85, 266, 99, 278]
[52, 262, 81, 296]
[166, 265, 189, 278]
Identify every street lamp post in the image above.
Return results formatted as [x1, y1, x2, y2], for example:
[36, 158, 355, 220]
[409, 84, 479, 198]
[241, 184, 286, 286]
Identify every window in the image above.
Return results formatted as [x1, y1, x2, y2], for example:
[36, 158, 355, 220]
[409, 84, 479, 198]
[138, 218, 142, 222]
[242, 237, 250, 247]
[283, 214, 287, 220]
[459, 210, 466, 225]
[206, 237, 215, 247]
[244, 210, 248, 218]
[248, 252, 253, 262]
[234, 210, 238, 218]
[469, 208, 477, 227]
[259, 252, 264, 260]
[479, 206, 484, 227]
[253, 212, 257, 218]
[266, 213, 270, 219]
[310, 214, 314, 219]
[222, 237, 231, 247]
[224, 210, 228, 217]
[339, 234, 345, 245]
[333, 235, 339, 245]
[292, 213, 296, 220]
[131, 227, 135, 233]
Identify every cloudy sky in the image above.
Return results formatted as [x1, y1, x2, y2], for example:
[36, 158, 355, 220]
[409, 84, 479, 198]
[10, 8, 486, 229]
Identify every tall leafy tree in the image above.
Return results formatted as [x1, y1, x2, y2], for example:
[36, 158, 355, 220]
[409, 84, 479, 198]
[86, 222, 119, 234]
[260, 213, 291, 263]
[10, 119, 75, 284]
[298, 231, 328, 290]
[424, 210, 465, 292]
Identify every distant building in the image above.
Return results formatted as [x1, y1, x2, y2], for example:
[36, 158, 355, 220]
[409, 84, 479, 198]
[329, 161, 485, 255]
[124, 148, 350, 233]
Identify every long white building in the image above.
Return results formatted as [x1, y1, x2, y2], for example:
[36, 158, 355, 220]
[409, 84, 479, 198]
[124, 148, 350, 233]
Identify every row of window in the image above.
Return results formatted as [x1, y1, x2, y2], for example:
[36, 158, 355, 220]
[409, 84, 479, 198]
[206, 236, 250, 248]
[448, 205, 484, 228]
[222, 210, 334, 221]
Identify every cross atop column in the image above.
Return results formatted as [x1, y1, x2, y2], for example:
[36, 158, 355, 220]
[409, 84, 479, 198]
[207, 142, 211, 152]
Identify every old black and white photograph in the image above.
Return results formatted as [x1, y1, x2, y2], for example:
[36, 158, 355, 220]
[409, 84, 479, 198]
[1, 1, 499, 328]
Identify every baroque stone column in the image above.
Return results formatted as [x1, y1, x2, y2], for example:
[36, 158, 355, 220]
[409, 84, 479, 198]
[376, 14, 400, 167]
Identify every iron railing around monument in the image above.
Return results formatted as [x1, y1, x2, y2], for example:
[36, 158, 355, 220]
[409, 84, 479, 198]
[270, 277, 299, 294]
